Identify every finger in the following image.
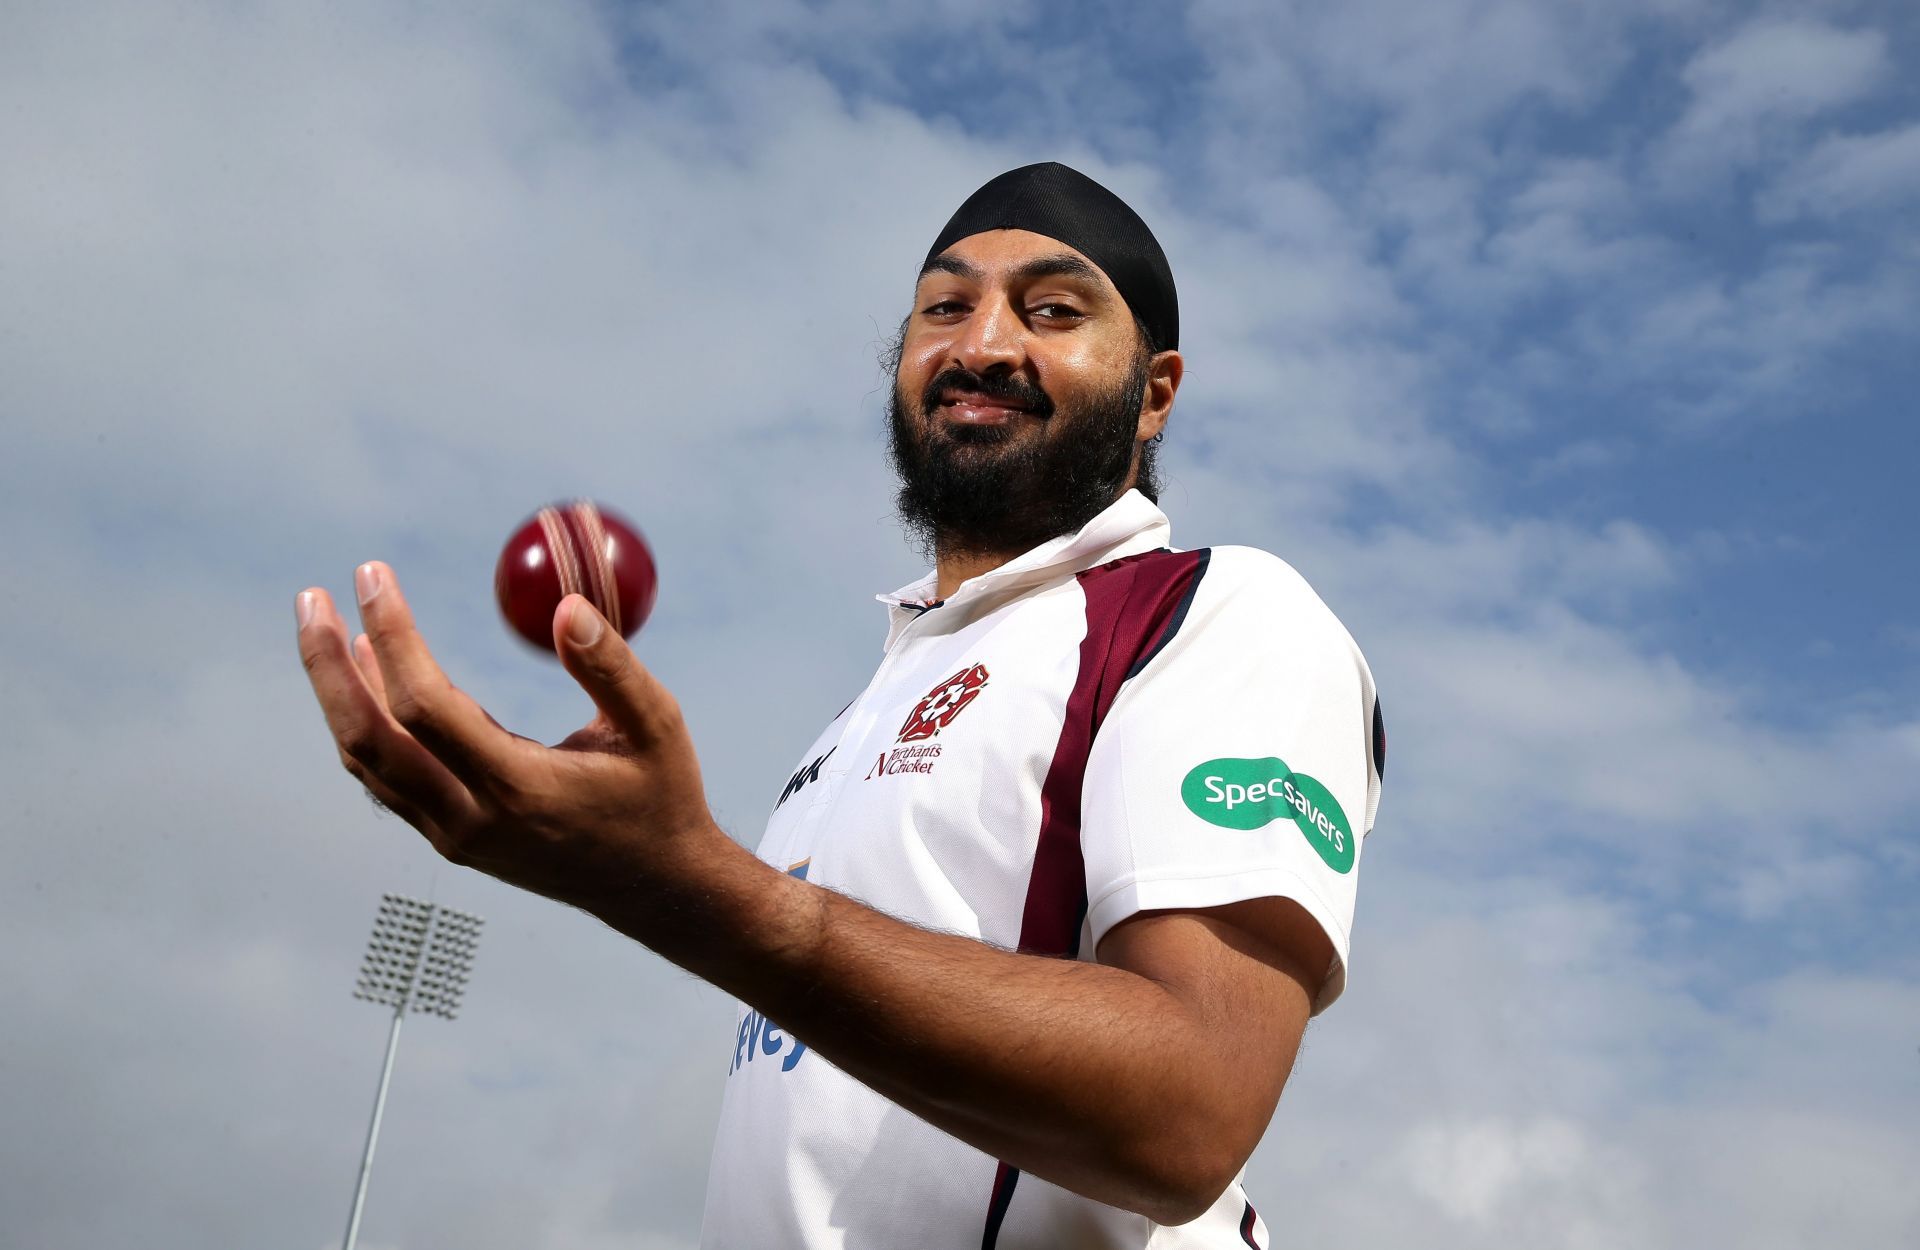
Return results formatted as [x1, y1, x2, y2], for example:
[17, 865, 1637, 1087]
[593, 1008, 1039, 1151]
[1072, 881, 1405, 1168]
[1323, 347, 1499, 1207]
[353, 762, 428, 827]
[345, 758, 470, 865]
[297, 587, 481, 824]
[363, 633, 536, 748]
[554, 595, 685, 748]
[362, 630, 520, 751]
[353, 562, 527, 789]
[353, 633, 388, 703]
[354, 634, 453, 785]
[338, 730, 472, 862]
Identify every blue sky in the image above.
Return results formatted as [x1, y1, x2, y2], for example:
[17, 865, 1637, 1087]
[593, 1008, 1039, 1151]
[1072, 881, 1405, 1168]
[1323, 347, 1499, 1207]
[3, 1, 1917, 1247]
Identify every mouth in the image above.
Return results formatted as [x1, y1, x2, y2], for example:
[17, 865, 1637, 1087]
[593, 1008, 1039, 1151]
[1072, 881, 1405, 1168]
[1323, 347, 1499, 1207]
[936, 389, 1039, 425]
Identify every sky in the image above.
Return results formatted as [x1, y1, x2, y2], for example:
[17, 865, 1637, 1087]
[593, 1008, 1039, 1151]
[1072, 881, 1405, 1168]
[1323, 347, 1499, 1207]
[2, 0, 1917, 1246]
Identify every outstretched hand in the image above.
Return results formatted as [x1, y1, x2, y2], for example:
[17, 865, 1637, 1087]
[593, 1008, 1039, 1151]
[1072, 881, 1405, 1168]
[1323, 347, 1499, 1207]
[295, 561, 720, 910]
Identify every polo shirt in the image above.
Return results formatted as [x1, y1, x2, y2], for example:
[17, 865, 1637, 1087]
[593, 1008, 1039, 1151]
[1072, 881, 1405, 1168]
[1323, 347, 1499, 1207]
[701, 489, 1383, 1249]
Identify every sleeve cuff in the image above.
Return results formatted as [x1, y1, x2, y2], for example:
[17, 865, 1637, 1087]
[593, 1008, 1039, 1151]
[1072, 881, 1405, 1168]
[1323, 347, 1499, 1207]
[1085, 864, 1353, 1014]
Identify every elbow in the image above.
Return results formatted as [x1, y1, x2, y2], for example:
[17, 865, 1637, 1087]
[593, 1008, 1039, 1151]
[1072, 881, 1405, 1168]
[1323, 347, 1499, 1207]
[1125, 1170, 1237, 1228]
[1107, 1133, 1245, 1227]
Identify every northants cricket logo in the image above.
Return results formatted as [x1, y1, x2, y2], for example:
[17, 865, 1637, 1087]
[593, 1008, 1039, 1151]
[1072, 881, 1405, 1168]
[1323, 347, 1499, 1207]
[896, 664, 990, 743]
[866, 663, 990, 781]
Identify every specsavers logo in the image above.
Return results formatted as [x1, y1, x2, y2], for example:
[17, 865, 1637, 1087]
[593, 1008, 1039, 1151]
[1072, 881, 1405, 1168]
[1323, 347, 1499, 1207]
[1180, 757, 1356, 874]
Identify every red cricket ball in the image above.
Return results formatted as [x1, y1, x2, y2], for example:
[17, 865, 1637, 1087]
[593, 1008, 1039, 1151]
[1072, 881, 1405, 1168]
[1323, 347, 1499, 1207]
[494, 500, 657, 653]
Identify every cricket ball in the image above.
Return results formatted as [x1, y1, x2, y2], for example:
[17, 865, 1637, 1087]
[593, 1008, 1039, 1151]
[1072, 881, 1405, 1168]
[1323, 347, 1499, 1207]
[494, 500, 657, 652]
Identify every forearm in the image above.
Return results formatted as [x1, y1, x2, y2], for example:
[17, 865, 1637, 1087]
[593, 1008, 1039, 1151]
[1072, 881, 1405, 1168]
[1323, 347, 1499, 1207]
[584, 825, 1243, 1222]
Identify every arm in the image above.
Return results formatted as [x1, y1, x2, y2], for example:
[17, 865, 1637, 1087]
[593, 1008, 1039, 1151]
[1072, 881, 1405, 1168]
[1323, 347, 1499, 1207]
[627, 849, 1329, 1224]
[297, 566, 1329, 1223]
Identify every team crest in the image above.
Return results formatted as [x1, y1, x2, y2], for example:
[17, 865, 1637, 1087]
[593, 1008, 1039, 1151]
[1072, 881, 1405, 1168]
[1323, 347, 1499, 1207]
[897, 664, 990, 743]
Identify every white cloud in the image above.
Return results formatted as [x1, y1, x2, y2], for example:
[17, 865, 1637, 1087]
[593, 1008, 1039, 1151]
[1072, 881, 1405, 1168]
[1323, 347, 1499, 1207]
[1656, 18, 1890, 184]
[1368, 601, 1916, 864]
[1169, 7, 1919, 439]
[1185, 0, 1664, 162]
[1683, 19, 1887, 123]
[1526, 438, 1631, 481]
[1400, 1115, 1608, 1225]
[1599, 246, 1915, 425]
[1245, 868, 1920, 1249]
[1484, 160, 1665, 287]
[1762, 120, 1920, 220]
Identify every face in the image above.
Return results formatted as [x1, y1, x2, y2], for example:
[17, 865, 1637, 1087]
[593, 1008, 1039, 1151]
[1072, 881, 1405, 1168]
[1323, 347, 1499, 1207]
[887, 229, 1181, 559]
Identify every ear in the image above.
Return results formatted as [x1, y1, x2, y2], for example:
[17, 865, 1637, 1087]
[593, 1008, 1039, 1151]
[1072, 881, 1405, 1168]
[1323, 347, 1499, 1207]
[1136, 349, 1184, 444]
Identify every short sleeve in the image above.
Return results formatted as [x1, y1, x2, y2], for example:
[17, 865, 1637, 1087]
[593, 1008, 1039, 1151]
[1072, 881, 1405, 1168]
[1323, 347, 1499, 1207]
[1081, 546, 1382, 1012]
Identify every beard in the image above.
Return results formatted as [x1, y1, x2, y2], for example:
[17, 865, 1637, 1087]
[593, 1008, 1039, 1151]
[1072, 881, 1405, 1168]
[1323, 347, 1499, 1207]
[887, 353, 1152, 563]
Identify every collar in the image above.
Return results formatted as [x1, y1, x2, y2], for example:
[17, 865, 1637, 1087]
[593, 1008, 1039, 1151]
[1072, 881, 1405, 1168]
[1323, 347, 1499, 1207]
[875, 490, 1173, 648]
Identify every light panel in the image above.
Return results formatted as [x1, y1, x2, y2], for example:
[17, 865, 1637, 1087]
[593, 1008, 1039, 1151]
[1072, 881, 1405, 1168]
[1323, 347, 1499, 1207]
[350, 895, 484, 1017]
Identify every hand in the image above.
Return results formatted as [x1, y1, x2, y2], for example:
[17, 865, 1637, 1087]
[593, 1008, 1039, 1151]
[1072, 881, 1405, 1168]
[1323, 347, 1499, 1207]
[295, 561, 721, 911]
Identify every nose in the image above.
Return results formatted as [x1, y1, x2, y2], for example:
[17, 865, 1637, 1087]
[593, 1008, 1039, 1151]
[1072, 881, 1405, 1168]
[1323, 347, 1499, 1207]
[949, 292, 1026, 376]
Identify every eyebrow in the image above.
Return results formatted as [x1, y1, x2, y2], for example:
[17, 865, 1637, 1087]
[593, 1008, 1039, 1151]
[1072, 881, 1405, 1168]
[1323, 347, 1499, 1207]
[919, 253, 983, 282]
[917, 251, 1110, 293]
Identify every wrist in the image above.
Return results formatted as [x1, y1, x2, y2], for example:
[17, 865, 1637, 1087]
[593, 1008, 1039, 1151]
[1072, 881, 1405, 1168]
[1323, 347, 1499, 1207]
[665, 840, 827, 994]
[558, 808, 725, 922]
[577, 818, 821, 985]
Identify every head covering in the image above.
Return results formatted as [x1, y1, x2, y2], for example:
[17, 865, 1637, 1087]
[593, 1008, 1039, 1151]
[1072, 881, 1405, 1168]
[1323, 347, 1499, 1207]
[923, 162, 1178, 351]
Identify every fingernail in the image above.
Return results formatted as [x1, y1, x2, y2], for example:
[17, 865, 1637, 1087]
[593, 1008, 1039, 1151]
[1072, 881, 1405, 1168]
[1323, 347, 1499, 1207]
[567, 599, 603, 647]
[296, 590, 317, 629]
[355, 563, 383, 605]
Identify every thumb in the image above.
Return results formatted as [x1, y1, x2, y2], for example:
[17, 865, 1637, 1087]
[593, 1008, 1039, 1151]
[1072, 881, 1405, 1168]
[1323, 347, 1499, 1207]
[554, 594, 680, 746]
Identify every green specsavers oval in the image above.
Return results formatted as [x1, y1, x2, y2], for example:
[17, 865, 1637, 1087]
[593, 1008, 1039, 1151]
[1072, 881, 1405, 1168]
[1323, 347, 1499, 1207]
[1179, 757, 1355, 874]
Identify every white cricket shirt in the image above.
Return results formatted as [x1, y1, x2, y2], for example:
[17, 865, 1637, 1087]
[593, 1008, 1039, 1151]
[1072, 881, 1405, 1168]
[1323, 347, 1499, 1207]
[701, 490, 1384, 1248]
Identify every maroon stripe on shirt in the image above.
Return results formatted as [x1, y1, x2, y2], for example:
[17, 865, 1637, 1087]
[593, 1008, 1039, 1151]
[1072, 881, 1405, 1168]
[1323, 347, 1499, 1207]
[1239, 1199, 1261, 1247]
[979, 547, 1211, 1250]
[1018, 547, 1210, 960]
[978, 1161, 1019, 1250]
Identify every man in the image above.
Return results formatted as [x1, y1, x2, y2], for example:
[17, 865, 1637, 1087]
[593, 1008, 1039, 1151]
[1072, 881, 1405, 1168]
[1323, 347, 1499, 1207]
[295, 162, 1383, 1248]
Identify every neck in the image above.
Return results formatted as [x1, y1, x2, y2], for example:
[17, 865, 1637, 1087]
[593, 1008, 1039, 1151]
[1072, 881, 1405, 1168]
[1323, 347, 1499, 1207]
[925, 476, 1141, 600]
[932, 546, 1018, 600]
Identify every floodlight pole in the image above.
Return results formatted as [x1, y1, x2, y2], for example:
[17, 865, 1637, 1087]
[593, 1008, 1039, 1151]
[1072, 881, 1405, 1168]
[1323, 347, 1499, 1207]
[340, 894, 483, 1250]
[342, 997, 406, 1250]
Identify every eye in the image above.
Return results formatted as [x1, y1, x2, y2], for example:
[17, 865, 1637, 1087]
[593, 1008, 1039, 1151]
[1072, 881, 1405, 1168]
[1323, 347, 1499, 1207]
[1030, 302, 1086, 322]
[921, 299, 968, 317]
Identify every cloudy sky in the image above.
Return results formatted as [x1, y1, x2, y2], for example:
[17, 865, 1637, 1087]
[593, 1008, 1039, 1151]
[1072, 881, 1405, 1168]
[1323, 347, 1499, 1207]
[4, 0, 1918, 1246]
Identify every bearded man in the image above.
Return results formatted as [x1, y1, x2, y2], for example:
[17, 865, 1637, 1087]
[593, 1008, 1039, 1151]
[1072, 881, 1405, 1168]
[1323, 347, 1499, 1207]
[295, 162, 1384, 1248]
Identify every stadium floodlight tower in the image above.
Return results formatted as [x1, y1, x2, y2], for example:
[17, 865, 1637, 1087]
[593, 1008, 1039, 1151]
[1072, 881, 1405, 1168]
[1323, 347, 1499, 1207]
[341, 893, 484, 1250]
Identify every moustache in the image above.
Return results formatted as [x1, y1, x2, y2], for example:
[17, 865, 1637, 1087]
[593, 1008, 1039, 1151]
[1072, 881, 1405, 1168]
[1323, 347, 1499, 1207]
[919, 367, 1055, 421]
